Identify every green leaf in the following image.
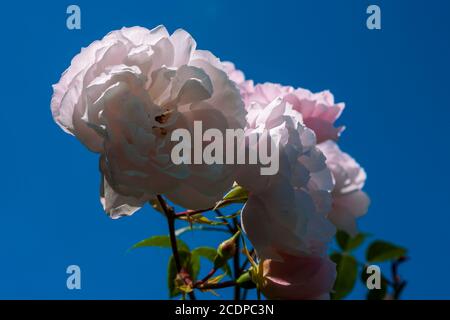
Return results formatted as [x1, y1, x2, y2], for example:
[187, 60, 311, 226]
[223, 185, 248, 201]
[190, 253, 201, 281]
[336, 231, 350, 251]
[336, 231, 367, 252]
[216, 211, 241, 220]
[366, 240, 407, 263]
[191, 246, 232, 276]
[367, 285, 387, 300]
[347, 233, 368, 251]
[331, 253, 358, 300]
[131, 235, 189, 252]
[192, 247, 217, 260]
[179, 214, 227, 226]
[168, 250, 193, 298]
[175, 225, 230, 236]
[236, 271, 257, 289]
[214, 185, 248, 209]
[361, 266, 388, 300]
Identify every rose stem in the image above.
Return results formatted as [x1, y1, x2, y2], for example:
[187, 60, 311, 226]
[198, 280, 237, 290]
[242, 288, 248, 300]
[174, 200, 234, 219]
[194, 268, 218, 287]
[194, 210, 236, 287]
[232, 216, 241, 300]
[391, 257, 408, 300]
[215, 209, 235, 234]
[239, 248, 254, 273]
[156, 195, 196, 300]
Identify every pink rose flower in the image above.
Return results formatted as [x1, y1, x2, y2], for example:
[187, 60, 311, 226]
[260, 251, 336, 300]
[237, 91, 338, 299]
[51, 26, 246, 217]
[222, 61, 254, 104]
[318, 140, 370, 236]
[223, 64, 344, 143]
[238, 96, 335, 260]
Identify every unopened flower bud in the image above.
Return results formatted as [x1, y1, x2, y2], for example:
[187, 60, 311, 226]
[214, 231, 241, 269]
[236, 270, 257, 289]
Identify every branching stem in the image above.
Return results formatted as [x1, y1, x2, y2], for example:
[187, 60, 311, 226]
[156, 195, 196, 300]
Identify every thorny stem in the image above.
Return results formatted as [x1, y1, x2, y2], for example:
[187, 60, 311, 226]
[194, 268, 218, 287]
[242, 288, 248, 300]
[153, 195, 407, 300]
[174, 200, 235, 219]
[240, 249, 255, 273]
[233, 217, 241, 300]
[156, 198, 252, 299]
[174, 206, 235, 234]
[175, 207, 212, 218]
[198, 280, 237, 290]
[215, 209, 235, 234]
[391, 257, 408, 300]
[194, 213, 242, 296]
[156, 195, 196, 300]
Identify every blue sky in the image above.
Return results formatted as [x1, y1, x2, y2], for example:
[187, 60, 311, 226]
[1, 0, 450, 299]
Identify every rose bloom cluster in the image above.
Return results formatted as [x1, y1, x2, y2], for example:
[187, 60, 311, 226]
[51, 25, 369, 299]
[225, 62, 370, 299]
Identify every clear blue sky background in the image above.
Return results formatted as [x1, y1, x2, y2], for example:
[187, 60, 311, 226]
[1, 0, 449, 299]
